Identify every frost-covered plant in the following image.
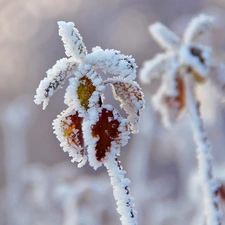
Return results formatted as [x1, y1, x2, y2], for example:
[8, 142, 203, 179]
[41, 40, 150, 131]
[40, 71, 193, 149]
[34, 21, 144, 225]
[140, 14, 224, 225]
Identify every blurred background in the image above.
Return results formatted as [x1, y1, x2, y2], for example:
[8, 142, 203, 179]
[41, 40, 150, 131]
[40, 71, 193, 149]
[0, 0, 225, 224]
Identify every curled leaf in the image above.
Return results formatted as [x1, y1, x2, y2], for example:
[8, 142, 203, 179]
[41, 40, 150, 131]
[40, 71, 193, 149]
[183, 14, 214, 43]
[105, 78, 145, 133]
[85, 48, 137, 80]
[34, 58, 77, 109]
[53, 108, 87, 168]
[58, 21, 87, 59]
[153, 76, 186, 127]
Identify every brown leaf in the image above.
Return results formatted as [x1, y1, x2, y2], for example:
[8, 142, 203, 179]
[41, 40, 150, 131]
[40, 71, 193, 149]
[62, 111, 84, 153]
[91, 108, 121, 161]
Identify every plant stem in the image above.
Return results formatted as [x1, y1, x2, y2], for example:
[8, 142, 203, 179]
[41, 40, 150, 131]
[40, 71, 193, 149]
[104, 157, 137, 225]
[185, 77, 222, 225]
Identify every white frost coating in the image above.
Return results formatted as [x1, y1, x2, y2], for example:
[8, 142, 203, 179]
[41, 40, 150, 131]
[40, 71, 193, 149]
[179, 44, 211, 77]
[104, 158, 137, 225]
[34, 58, 76, 109]
[64, 64, 105, 111]
[183, 14, 214, 43]
[83, 120, 101, 169]
[85, 49, 137, 80]
[185, 77, 222, 225]
[52, 107, 87, 168]
[58, 21, 87, 59]
[83, 105, 130, 170]
[139, 52, 177, 84]
[105, 78, 145, 133]
[149, 22, 180, 50]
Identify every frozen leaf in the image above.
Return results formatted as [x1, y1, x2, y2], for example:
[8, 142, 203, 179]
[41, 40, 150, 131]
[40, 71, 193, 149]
[77, 76, 96, 110]
[83, 105, 130, 169]
[139, 52, 177, 84]
[149, 22, 181, 50]
[53, 108, 87, 167]
[183, 14, 214, 43]
[58, 21, 87, 59]
[64, 64, 104, 111]
[153, 76, 186, 126]
[34, 58, 77, 109]
[105, 78, 145, 133]
[85, 49, 137, 80]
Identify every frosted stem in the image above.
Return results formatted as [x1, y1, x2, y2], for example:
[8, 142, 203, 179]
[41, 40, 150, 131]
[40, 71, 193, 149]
[104, 157, 137, 225]
[185, 77, 222, 225]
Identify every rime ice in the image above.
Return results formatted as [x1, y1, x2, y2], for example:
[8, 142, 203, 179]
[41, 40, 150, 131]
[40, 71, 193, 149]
[34, 21, 144, 225]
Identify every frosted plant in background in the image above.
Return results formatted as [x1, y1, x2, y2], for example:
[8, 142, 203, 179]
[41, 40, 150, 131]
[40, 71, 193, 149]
[34, 21, 144, 225]
[140, 14, 225, 225]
